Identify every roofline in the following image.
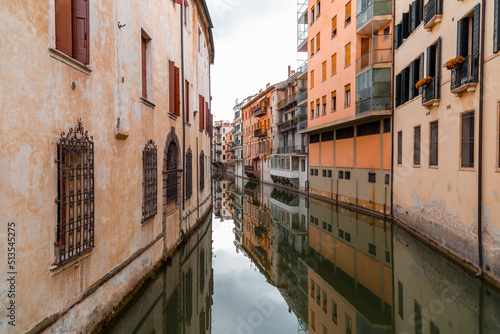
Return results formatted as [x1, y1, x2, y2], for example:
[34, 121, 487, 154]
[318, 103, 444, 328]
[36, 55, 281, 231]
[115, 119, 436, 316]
[241, 83, 282, 109]
[199, 0, 215, 64]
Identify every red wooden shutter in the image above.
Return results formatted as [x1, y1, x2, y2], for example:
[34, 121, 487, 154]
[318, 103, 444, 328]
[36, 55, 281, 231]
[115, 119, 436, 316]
[185, 80, 189, 122]
[169, 61, 175, 115]
[55, 0, 72, 56]
[174, 0, 183, 4]
[205, 102, 209, 133]
[175, 66, 180, 116]
[141, 37, 147, 99]
[72, 0, 89, 64]
[199, 95, 204, 130]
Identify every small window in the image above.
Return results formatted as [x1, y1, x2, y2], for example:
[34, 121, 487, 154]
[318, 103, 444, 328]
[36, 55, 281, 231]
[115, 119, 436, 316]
[311, 168, 315, 176]
[344, 84, 351, 107]
[337, 127, 354, 139]
[461, 112, 475, 168]
[331, 54, 337, 76]
[332, 300, 338, 324]
[322, 170, 327, 177]
[200, 152, 205, 191]
[143, 140, 158, 222]
[311, 39, 315, 57]
[331, 91, 337, 112]
[430, 121, 438, 166]
[345, 43, 351, 67]
[345, 314, 352, 334]
[332, 16, 337, 37]
[310, 101, 315, 119]
[327, 170, 332, 178]
[322, 61, 327, 81]
[316, 32, 321, 52]
[55, 0, 90, 64]
[345, 171, 351, 180]
[328, 224, 332, 232]
[339, 229, 344, 238]
[323, 221, 327, 229]
[415, 301, 422, 334]
[385, 251, 391, 262]
[316, 1, 321, 17]
[368, 172, 376, 183]
[198, 28, 202, 52]
[186, 149, 193, 198]
[345, 1, 352, 25]
[369, 243, 376, 255]
[316, 285, 321, 305]
[311, 279, 315, 297]
[311, 7, 315, 24]
[311, 310, 316, 331]
[385, 174, 390, 185]
[315, 169, 319, 176]
[414, 126, 421, 166]
[398, 281, 404, 318]
[315, 217, 319, 225]
[302, 159, 306, 171]
[398, 131, 403, 165]
[322, 291, 327, 313]
[338, 171, 344, 179]
[345, 232, 351, 242]
[322, 96, 327, 115]
[316, 99, 320, 117]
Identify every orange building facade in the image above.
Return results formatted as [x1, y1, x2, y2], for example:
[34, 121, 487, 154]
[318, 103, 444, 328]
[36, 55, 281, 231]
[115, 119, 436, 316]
[304, 0, 393, 214]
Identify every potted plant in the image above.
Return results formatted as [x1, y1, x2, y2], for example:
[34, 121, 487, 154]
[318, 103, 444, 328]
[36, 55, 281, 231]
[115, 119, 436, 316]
[443, 56, 466, 70]
[415, 76, 432, 89]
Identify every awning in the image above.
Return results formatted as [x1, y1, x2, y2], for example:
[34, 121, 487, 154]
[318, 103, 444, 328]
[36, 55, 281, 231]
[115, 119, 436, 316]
[249, 155, 260, 160]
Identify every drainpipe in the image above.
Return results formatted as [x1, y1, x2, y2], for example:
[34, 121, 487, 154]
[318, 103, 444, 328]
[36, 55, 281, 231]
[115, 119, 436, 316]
[477, 0, 486, 275]
[390, 1, 396, 218]
[180, 3, 186, 214]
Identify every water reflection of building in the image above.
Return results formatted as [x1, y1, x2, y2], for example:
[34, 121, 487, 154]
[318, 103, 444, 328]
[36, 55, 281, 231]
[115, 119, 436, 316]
[104, 217, 214, 334]
[212, 177, 233, 221]
[305, 199, 393, 334]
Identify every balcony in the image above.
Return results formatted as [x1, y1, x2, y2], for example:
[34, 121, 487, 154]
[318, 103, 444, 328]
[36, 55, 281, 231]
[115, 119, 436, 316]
[275, 145, 307, 154]
[278, 119, 297, 132]
[234, 111, 241, 121]
[451, 54, 479, 95]
[356, 0, 392, 35]
[355, 36, 392, 74]
[297, 61, 308, 78]
[356, 67, 392, 114]
[422, 77, 440, 107]
[254, 128, 267, 137]
[296, 90, 308, 106]
[254, 107, 267, 117]
[424, 0, 443, 31]
[278, 94, 297, 111]
[244, 166, 261, 180]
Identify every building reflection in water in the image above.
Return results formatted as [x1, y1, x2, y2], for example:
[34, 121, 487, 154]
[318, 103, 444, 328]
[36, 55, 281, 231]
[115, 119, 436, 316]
[102, 216, 213, 334]
[216, 175, 500, 334]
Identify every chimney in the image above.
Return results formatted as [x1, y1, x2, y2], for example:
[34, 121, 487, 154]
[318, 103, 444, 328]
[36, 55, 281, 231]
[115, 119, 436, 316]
[266, 83, 270, 89]
[235, 98, 239, 105]
[291, 70, 296, 76]
[288, 65, 291, 78]
[259, 89, 262, 94]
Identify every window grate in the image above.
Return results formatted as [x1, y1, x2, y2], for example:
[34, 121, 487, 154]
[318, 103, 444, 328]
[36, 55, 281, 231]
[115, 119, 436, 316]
[368, 172, 376, 183]
[186, 149, 193, 198]
[166, 141, 178, 204]
[142, 140, 158, 222]
[200, 152, 205, 191]
[56, 119, 94, 265]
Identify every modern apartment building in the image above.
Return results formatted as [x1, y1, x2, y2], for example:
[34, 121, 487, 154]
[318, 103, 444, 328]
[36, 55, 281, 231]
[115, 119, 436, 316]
[242, 85, 276, 182]
[304, 0, 393, 214]
[393, 0, 500, 282]
[0, 0, 214, 332]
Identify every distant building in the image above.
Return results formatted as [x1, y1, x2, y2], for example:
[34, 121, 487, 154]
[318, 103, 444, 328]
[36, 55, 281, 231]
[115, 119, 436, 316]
[213, 120, 232, 170]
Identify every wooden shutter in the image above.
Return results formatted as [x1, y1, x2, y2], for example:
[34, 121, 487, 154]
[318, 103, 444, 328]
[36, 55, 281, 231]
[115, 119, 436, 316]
[199, 95, 204, 130]
[345, 1, 351, 21]
[402, 67, 410, 103]
[409, 61, 415, 100]
[55, 0, 72, 56]
[395, 74, 402, 107]
[426, 44, 436, 77]
[174, 0, 183, 4]
[185, 80, 189, 122]
[316, 32, 320, 51]
[394, 24, 401, 49]
[331, 54, 337, 75]
[332, 16, 337, 36]
[457, 18, 469, 58]
[411, 58, 420, 98]
[322, 61, 326, 80]
[472, 4, 481, 81]
[345, 43, 351, 66]
[402, 13, 409, 39]
[495, 0, 500, 53]
[436, 38, 442, 99]
[169, 61, 175, 115]
[72, 0, 89, 64]
[419, 53, 424, 94]
[311, 39, 314, 56]
[331, 91, 336, 111]
[409, 3, 415, 32]
[175, 66, 180, 116]
[142, 37, 147, 99]
[418, 0, 424, 22]
[311, 70, 314, 88]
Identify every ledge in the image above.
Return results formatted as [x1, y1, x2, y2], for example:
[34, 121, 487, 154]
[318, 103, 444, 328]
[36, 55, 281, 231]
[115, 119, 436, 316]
[424, 14, 442, 31]
[49, 249, 93, 276]
[168, 113, 178, 121]
[140, 97, 155, 109]
[451, 82, 477, 96]
[49, 47, 92, 75]
[422, 98, 440, 108]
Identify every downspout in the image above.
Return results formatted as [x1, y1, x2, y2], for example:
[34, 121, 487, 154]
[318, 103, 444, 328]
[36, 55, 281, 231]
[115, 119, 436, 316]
[390, 0, 396, 218]
[477, 0, 486, 275]
[181, 3, 186, 213]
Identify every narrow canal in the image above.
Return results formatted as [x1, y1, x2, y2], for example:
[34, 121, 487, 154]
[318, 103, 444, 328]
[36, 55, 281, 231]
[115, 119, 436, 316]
[103, 175, 500, 334]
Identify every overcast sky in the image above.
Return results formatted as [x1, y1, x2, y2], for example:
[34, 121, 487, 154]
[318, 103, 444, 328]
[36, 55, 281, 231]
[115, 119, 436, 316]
[206, 0, 298, 122]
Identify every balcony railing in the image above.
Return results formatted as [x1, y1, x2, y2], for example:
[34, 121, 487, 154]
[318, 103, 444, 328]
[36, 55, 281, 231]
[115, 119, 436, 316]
[277, 94, 296, 110]
[275, 145, 307, 154]
[451, 54, 479, 93]
[254, 128, 267, 137]
[244, 165, 255, 171]
[422, 77, 439, 106]
[278, 119, 297, 132]
[355, 49, 392, 72]
[297, 61, 308, 76]
[254, 107, 267, 117]
[356, 0, 392, 30]
[297, 120, 308, 131]
[424, 0, 443, 29]
[296, 90, 308, 105]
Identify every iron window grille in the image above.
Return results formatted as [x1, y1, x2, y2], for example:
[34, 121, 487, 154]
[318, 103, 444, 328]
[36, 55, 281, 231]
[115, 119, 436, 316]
[368, 172, 376, 183]
[186, 149, 193, 198]
[166, 141, 178, 204]
[142, 140, 157, 222]
[56, 119, 94, 265]
[200, 152, 205, 191]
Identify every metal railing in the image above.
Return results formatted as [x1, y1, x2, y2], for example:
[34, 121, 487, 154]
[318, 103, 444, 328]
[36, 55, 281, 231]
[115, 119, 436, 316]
[275, 145, 307, 154]
[296, 90, 308, 105]
[254, 128, 267, 137]
[254, 107, 267, 117]
[278, 119, 297, 132]
[356, 0, 392, 29]
[422, 77, 437, 104]
[297, 61, 308, 76]
[355, 49, 392, 72]
[451, 54, 479, 91]
[424, 0, 443, 26]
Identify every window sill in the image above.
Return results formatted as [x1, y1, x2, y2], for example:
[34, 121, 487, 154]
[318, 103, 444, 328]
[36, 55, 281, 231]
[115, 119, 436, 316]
[49, 249, 93, 276]
[49, 47, 92, 75]
[168, 113, 178, 120]
[140, 97, 156, 109]
[459, 167, 476, 172]
[429, 165, 439, 169]
[413, 165, 421, 168]
[185, 122, 191, 127]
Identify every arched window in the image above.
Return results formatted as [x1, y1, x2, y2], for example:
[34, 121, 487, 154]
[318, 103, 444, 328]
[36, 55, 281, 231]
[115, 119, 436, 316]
[142, 140, 157, 222]
[200, 151, 205, 191]
[186, 149, 193, 198]
[166, 141, 178, 203]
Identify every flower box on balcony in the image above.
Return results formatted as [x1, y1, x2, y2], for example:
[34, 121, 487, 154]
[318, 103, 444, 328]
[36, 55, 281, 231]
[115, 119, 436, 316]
[443, 56, 465, 70]
[415, 76, 432, 89]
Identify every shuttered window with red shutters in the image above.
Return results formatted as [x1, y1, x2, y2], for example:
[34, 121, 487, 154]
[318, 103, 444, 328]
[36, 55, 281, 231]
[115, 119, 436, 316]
[55, 0, 89, 65]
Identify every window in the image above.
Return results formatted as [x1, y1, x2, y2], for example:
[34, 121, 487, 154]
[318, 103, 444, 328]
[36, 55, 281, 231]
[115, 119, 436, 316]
[170, 61, 180, 116]
[186, 149, 193, 198]
[332, 300, 338, 323]
[338, 171, 344, 179]
[311, 39, 315, 56]
[199, 95, 205, 130]
[315, 169, 319, 176]
[198, 28, 202, 52]
[345, 314, 352, 334]
[368, 172, 376, 183]
[345, 171, 351, 180]
[311, 70, 315, 88]
[461, 112, 475, 168]
[166, 141, 179, 204]
[339, 229, 344, 238]
[316, 99, 320, 117]
[369, 243, 376, 255]
[311, 310, 316, 331]
[337, 126, 354, 139]
[345, 43, 351, 66]
[344, 84, 351, 107]
[323, 170, 327, 177]
[357, 121, 381, 137]
[322, 96, 327, 115]
[385, 174, 390, 185]
[316, 285, 321, 305]
[311, 279, 315, 297]
[414, 126, 421, 166]
[495, 0, 500, 53]
[331, 91, 337, 112]
[317, 0, 321, 17]
[55, 0, 90, 64]
[328, 170, 332, 178]
[409, 57, 420, 99]
[345, 1, 352, 25]
[302, 159, 306, 171]
[430, 122, 438, 166]
[184, 1, 190, 29]
[56, 119, 94, 264]
[311, 7, 315, 24]
[200, 151, 205, 191]
[142, 140, 158, 222]
[316, 32, 321, 52]
[185, 80, 190, 122]
[414, 301, 422, 334]
[331, 53, 337, 75]
[323, 291, 327, 313]
[323, 325, 328, 334]
[322, 61, 327, 81]
[398, 131, 403, 165]
[141, 35, 150, 99]
[332, 16, 337, 37]
[398, 281, 404, 318]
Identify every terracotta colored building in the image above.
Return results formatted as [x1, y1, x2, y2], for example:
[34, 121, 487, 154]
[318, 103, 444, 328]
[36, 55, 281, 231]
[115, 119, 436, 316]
[304, 0, 393, 213]
[0, 0, 213, 332]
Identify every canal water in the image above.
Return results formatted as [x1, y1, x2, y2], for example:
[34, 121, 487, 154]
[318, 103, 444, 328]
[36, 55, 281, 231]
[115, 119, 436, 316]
[103, 175, 500, 334]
